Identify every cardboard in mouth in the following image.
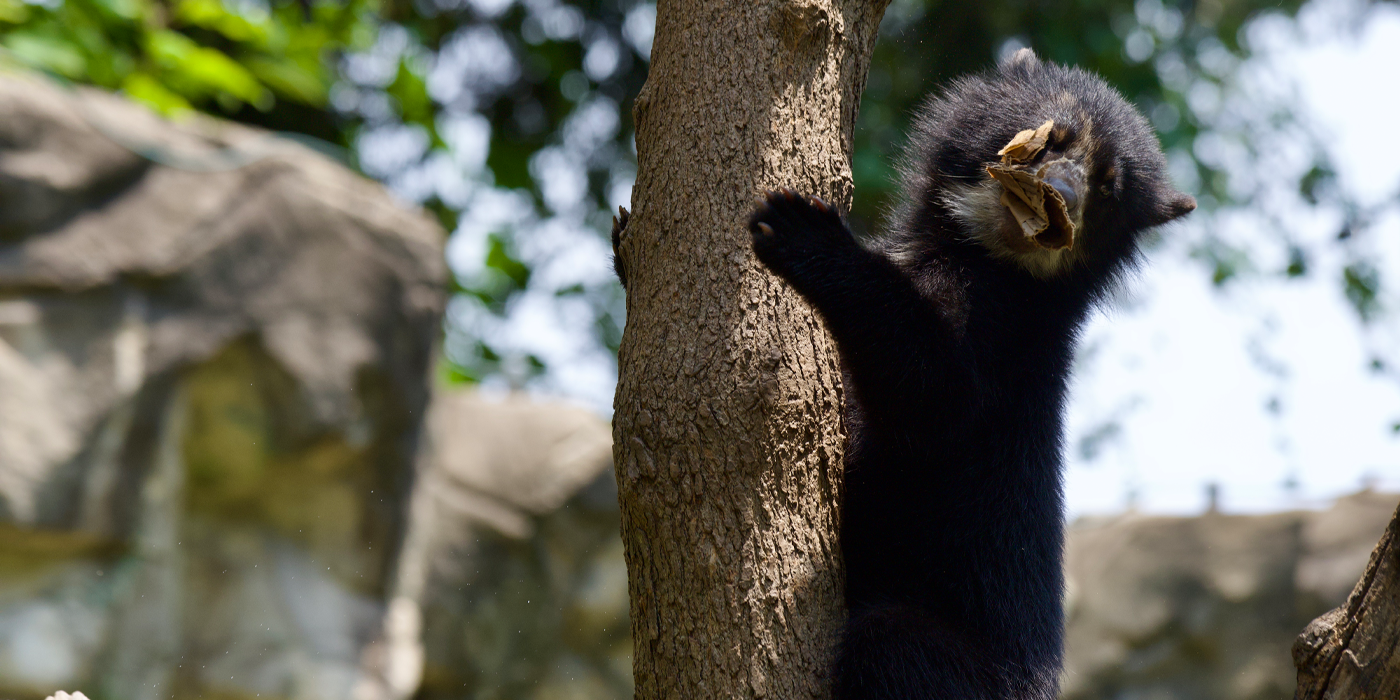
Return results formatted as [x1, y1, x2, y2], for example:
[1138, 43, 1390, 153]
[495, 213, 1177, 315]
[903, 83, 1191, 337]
[985, 120, 1076, 251]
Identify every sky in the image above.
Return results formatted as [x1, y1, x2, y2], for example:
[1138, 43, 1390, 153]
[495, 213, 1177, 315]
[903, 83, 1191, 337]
[1063, 0, 1400, 517]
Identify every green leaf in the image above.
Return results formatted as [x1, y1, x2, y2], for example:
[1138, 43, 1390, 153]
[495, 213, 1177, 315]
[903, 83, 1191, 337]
[146, 29, 272, 108]
[423, 198, 458, 232]
[484, 233, 529, 288]
[175, 0, 269, 44]
[0, 0, 32, 24]
[66, 22, 124, 85]
[485, 139, 534, 190]
[1343, 262, 1381, 322]
[440, 361, 478, 385]
[4, 31, 87, 77]
[122, 71, 194, 114]
[1285, 246, 1307, 278]
[388, 58, 432, 126]
[1190, 239, 1252, 287]
[246, 56, 326, 105]
[90, 0, 145, 22]
[1298, 164, 1334, 206]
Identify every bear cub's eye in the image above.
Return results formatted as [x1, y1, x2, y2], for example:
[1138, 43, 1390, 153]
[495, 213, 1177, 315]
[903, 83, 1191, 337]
[1099, 167, 1117, 197]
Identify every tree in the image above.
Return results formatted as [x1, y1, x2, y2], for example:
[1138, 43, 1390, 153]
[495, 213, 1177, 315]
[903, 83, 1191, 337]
[1294, 499, 1400, 699]
[610, 0, 887, 696]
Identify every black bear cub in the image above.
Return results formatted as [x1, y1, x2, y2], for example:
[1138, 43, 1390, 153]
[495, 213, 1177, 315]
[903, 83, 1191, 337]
[749, 49, 1195, 700]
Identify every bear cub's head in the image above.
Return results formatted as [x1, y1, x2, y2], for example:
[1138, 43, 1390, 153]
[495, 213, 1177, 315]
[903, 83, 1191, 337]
[909, 48, 1196, 280]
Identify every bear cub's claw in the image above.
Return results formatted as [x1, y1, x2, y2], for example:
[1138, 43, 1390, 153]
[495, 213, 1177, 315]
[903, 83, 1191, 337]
[748, 189, 855, 280]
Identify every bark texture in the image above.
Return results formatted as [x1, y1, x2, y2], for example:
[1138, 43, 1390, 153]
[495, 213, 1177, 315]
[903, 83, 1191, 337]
[611, 0, 888, 697]
[1293, 498, 1400, 700]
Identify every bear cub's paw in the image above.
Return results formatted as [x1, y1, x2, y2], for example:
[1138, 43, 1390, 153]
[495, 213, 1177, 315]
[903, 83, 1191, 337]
[748, 189, 855, 281]
[611, 206, 630, 289]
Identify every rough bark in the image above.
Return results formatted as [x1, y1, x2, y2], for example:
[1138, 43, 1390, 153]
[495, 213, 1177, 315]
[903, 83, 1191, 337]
[1293, 498, 1400, 699]
[611, 0, 888, 697]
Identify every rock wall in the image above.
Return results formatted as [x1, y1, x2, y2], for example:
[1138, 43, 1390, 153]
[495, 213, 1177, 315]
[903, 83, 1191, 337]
[0, 72, 446, 700]
[1063, 491, 1398, 700]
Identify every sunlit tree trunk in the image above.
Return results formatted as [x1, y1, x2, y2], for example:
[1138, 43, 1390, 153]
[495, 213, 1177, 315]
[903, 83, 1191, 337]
[611, 0, 888, 696]
[1294, 499, 1400, 699]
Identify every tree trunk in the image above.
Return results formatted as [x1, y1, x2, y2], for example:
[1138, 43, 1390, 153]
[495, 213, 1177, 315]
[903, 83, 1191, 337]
[1293, 498, 1400, 699]
[611, 0, 887, 696]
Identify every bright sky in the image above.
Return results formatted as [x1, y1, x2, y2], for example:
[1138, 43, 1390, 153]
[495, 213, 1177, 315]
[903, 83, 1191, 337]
[1063, 0, 1400, 517]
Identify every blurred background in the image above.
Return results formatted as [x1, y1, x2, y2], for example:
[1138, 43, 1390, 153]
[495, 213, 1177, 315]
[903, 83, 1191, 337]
[1, 0, 1399, 697]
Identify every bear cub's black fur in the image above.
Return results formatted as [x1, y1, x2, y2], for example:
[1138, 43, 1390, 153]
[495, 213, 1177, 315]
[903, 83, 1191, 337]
[748, 49, 1195, 699]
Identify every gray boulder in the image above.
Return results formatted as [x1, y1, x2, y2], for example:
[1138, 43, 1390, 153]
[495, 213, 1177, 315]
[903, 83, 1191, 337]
[0, 72, 445, 700]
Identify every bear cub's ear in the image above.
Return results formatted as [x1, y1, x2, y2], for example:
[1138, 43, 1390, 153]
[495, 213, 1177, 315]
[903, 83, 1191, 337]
[1153, 191, 1197, 226]
[1001, 47, 1040, 71]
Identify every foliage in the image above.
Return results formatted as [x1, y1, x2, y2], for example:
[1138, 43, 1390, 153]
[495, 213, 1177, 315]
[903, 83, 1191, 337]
[0, 0, 376, 141]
